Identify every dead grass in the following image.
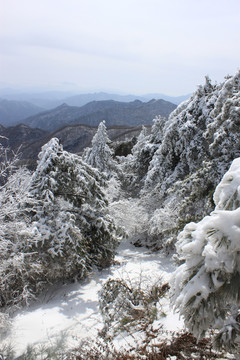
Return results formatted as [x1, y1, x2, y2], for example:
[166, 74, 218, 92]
[67, 332, 227, 360]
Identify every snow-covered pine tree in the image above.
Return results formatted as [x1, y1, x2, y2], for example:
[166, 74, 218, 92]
[131, 125, 153, 182]
[148, 115, 166, 145]
[136, 70, 240, 250]
[30, 138, 120, 280]
[83, 120, 123, 203]
[121, 119, 166, 196]
[122, 126, 151, 195]
[144, 77, 215, 193]
[0, 138, 120, 310]
[83, 120, 117, 177]
[171, 157, 240, 353]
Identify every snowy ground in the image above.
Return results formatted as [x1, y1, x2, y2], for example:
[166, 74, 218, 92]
[1, 240, 184, 357]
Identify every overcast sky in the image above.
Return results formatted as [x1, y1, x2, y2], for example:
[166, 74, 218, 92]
[0, 0, 239, 95]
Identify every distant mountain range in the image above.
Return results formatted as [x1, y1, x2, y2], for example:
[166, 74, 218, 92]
[0, 99, 44, 126]
[57, 92, 189, 108]
[0, 90, 190, 109]
[0, 91, 183, 164]
[20, 99, 177, 132]
[0, 90, 189, 130]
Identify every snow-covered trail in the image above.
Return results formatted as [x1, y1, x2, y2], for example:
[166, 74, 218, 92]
[2, 241, 183, 356]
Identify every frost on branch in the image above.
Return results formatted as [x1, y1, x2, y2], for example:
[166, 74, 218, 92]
[171, 157, 240, 352]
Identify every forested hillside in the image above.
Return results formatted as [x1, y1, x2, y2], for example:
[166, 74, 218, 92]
[0, 70, 240, 358]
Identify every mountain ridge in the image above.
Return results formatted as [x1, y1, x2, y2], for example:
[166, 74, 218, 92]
[0, 90, 190, 109]
[20, 99, 176, 132]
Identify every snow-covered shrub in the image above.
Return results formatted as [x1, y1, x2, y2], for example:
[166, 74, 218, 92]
[104, 176, 122, 203]
[147, 205, 178, 251]
[108, 198, 148, 240]
[171, 157, 240, 352]
[99, 277, 169, 337]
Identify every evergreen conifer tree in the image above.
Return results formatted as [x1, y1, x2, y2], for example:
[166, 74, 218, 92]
[30, 138, 120, 279]
[83, 120, 116, 176]
[0, 138, 120, 309]
[171, 157, 240, 353]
